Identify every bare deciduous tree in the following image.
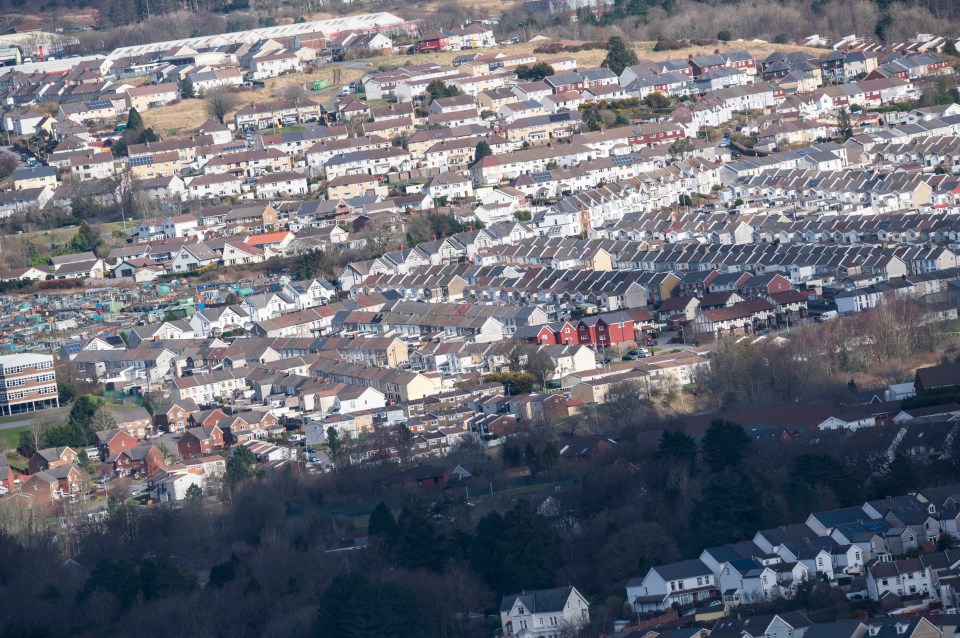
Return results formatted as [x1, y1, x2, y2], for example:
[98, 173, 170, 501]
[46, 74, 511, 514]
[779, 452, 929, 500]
[91, 406, 118, 433]
[205, 88, 238, 125]
[28, 411, 60, 454]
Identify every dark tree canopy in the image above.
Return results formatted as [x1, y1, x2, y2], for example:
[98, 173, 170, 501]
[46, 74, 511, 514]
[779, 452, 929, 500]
[473, 140, 493, 164]
[317, 572, 430, 638]
[602, 36, 640, 75]
[126, 107, 144, 131]
[515, 62, 555, 81]
[180, 76, 195, 99]
[702, 419, 751, 472]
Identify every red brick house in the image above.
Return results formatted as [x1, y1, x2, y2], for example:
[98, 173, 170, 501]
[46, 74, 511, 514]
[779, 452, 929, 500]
[20, 472, 60, 501]
[154, 399, 199, 433]
[189, 408, 229, 428]
[21, 464, 82, 501]
[106, 445, 164, 478]
[740, 273, 791, 298]
[110, 406, 152, 438]
[678, 269, 720, 298]
[0, 464, 17, 494]
[177, 425, 225, 460]
[27, 446, 77, 475]
[95, 429, 138, 461]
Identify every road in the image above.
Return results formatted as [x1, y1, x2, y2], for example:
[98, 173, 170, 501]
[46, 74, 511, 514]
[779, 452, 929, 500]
[0, 405, 68, 431]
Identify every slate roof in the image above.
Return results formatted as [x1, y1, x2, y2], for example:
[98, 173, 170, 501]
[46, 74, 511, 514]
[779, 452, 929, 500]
[802, 620, 866, 638]
[499, 585, 577, 613]
[653, 558, 713, 580]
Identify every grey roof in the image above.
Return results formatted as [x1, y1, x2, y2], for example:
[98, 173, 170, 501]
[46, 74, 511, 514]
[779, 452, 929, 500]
[653, 558, 713, 580]
[809, 506, 870, 528]
[499, 585, 577, 613]
[12, 165, 56, 179]
[865, 618, 930, 638]
[802, 620, 866, 638]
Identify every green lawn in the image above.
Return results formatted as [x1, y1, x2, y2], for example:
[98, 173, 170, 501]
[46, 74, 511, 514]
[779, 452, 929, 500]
[261, 126, 306, 135]
[0, 425, 28, 452]
[107, 403, 143, 410]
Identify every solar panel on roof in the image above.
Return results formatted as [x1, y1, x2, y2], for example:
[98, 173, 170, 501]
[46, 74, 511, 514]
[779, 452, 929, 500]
[87, 99, 111, 109]
[129, 156, 154, 166]
[532, 172, 551, 181]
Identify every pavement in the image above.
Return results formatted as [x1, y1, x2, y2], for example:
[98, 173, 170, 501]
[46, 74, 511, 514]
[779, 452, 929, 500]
[0, 405, 68, 431]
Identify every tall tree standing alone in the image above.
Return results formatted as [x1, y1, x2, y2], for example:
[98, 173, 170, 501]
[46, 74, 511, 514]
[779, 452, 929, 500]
[473, 140, 492, 164]
[180, 77, 195, 99]
[205, 88, 237, 125]
[603, 36, 639, 76]
[836, 107, 854, 141]
[126, 108, 144, 131]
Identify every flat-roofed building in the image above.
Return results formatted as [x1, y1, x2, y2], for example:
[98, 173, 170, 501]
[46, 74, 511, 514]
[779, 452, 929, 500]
[0, 353, 59, 416]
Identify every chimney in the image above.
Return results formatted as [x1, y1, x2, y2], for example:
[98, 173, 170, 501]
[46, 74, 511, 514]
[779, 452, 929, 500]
[714, 48, 720, 55]
[688, 54, 693, 60]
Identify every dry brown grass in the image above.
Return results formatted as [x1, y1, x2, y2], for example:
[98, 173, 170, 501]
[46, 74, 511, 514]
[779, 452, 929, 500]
[142, 98, 210, 137]
[142, 66, 369, 136]
[380, 38, 823, 70]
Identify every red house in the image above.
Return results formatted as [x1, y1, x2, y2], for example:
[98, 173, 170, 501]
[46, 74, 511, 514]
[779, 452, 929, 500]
[95, 429, 138, 461]
[189, 408, 229, 428]
[525, 311, 638, 348]
[178, 425, 224, 460]
[578, 312, 636, 348]
[417, 30, 450, 53]
[154, 399, 199, 433]
[106, 445, 164, 478]
[740, 273, 791, 298]
[688, 53, 728, 78]
[528, 321, 577, 345]
[628, 122, 685, 146]
[0, 463, 17, 494]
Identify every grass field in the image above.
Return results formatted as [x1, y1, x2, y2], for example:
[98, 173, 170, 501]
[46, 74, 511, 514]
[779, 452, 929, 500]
[3, 220, 131, 251]
[0, 426, 28, 453]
